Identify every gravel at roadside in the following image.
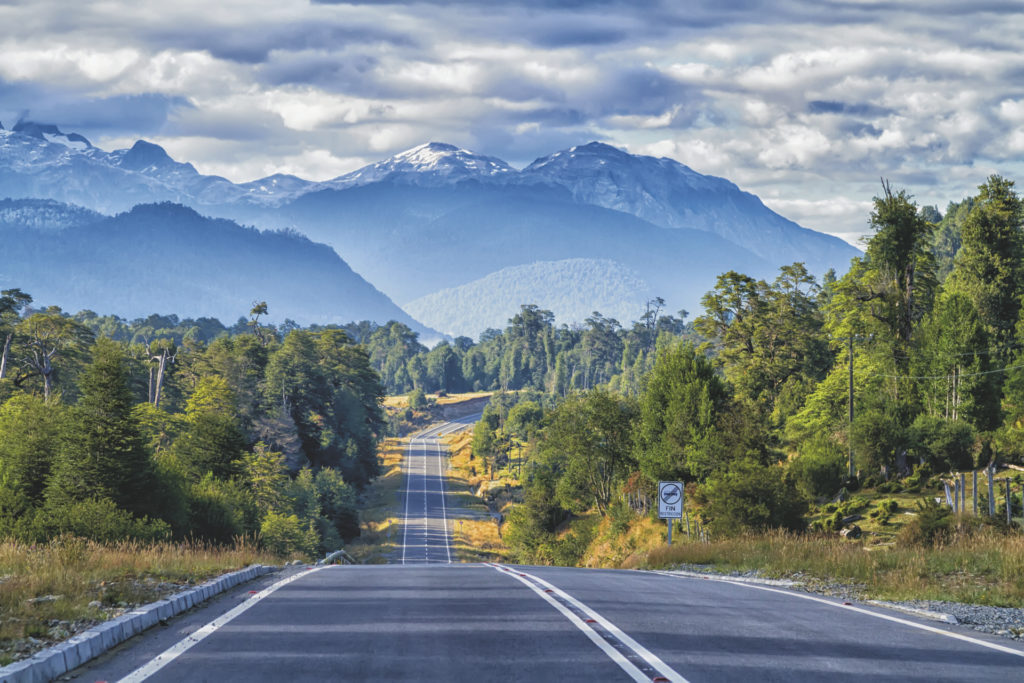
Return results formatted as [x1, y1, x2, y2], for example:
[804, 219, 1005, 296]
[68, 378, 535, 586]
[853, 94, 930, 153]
[665, 563, 1024, 642]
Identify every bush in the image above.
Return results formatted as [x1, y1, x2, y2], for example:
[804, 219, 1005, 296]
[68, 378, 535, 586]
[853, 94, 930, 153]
[698, 459, 808, 536]
[899, 499, 953, 546]
[408, 388, 428, 410]
[790, 436, 846, 499]
[188, 475, 256, 543]
[259, 511, 319, 558]
[33, 498, 171, 543]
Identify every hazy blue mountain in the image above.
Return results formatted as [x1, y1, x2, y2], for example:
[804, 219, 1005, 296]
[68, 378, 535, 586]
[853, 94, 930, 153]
[404, 259, 653, 338]
[519, 142, 856, 270]
[273, 180, 770, 320]
[0, 200, 438, 336]
[0, 121, 859, 329]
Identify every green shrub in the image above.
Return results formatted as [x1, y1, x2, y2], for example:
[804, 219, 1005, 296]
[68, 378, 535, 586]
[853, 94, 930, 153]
[899, 499, 953, 546]
[408, 388, 428, 410]
[790, 436, 846, 499]
[33, 498, 171, 543]
[259, 511, 319, 558]
[698, 459, 808, 536]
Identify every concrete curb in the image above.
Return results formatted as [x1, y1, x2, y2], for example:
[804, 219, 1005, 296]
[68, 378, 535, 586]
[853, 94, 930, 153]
[865, 600, 959, 624]
[651, 569, 802, 587]
[0, 564, 279, 683]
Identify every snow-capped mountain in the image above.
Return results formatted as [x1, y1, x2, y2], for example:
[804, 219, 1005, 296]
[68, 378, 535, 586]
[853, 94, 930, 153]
[519, 141, 850, 267]
[320, 142, 515, 191]
[0, 120, 861, 336]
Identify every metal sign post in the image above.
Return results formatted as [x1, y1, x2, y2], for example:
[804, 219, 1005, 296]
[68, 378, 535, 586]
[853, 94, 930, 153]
[658, 481, 683, 545]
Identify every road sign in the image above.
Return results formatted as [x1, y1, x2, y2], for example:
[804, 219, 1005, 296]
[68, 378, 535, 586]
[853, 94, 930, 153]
[658, 481, 683, 519]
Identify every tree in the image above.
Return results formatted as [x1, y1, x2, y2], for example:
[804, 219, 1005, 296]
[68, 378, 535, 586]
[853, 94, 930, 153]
[540, 391, 636, 514]
[0, 288, 32, 380]
[946, 176, 1024, 350]
[45, 338, 160, 518]
[633, 343, 732, 483]
[13, 310, 93, 401]
[172, 376, 248, 480]
[0, 394, 66, 504]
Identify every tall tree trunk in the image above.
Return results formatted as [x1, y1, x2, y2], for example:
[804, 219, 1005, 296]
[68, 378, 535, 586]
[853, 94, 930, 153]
[0, 333, 10, 380]
[154, 351, 168, 408]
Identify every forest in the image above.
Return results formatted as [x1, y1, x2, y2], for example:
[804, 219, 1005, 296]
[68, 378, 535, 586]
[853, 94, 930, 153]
[476, 176, 1024, 564]
[2, 175, 1023, 566]
[0, 299, 383, 556]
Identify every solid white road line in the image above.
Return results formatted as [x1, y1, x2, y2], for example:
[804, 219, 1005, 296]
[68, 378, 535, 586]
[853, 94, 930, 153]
[401, 437, 415, 565]
[117, 567, 325, 683]
[490, 564, 689, 683]
[436, 438, 452, 563]
[422, 439, 428, 562]
[654, 571, 1024, 659]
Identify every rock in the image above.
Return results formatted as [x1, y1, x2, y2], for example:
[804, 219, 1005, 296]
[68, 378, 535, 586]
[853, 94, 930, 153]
[88, 600, 102, 609]
[26, 594, 62, 605]
[839, 525, 862, 539]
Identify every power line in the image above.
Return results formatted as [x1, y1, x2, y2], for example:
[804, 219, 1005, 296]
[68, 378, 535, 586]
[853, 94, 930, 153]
[867, 362, 1024, 382]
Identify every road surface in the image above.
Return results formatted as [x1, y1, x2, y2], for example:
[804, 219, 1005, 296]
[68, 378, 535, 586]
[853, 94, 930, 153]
[70, 417, 1024, 682]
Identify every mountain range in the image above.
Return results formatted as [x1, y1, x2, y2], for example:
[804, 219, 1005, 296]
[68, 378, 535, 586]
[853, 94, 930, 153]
[0, 120, 860, 337]
[0, 199, 435, 337]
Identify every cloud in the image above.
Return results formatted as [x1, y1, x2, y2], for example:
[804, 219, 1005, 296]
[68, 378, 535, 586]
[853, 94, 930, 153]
[2, 0, 1024, 243]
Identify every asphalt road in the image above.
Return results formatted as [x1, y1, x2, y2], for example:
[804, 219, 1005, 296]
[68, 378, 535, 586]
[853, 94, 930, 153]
[68, 417, 1024, 682]
[399, 415, 479, 564]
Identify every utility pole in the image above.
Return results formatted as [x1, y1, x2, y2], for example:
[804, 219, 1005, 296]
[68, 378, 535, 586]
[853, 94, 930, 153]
[848, 335, 854, 480]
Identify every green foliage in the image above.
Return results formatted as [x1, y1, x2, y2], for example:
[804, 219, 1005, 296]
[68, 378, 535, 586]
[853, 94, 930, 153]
[899, 498, 953, 546]
[407, 387, 428, 410]
[187, 475, 256, 543]
[259, 511, 319, 558]
[633, 343, 732, 482]
[45, 338, 159, 519]
[909, 414, 976, 472]
[790, 435, 846, 499]
[0, 394, 65, 504]
[539, 390, 636, 514]
[31, 498, 171, 543]
[698, 459, 807, 536]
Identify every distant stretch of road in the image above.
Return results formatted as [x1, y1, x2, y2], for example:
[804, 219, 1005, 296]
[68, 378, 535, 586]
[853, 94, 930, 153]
[399, 414, 479, 564]
[69, 416, 1024, 682]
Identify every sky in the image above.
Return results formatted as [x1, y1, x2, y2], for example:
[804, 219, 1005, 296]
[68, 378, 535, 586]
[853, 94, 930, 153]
[1, 0, 1023, 245]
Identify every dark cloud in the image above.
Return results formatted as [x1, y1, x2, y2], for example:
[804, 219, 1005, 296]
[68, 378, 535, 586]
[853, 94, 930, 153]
[257, 53, 380, 90]
[146, 23, 417, 64]
[807, 100, 894, 118]
[0, 86, 190, 137]
[528, 26, 629, 47]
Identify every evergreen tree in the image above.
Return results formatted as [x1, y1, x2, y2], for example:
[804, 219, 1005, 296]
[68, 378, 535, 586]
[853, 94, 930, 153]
[46, 338, 159, 518]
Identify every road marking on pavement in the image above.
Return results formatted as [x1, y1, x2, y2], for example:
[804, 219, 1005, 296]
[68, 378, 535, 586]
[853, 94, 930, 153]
[654, 571, 1024, 659]
[117, 567, 325, 683]
[489, 564, 689, 683]
[436, 438, 452, 563]
[401, 437, 416, 565]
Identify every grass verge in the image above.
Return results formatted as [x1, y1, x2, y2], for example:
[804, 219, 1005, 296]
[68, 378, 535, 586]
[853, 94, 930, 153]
[0, 536, 280, 664]
[345, 437, 406, 564]
[634, 527, 1024, 606]
[444, 431, 511, 563]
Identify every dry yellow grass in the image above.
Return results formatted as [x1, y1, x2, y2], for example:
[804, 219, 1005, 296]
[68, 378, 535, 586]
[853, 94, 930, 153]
[638, 528, 1024, 606]
[345, 437, 407, 564]
[383, 391, 493, 409]
[0, 537, 280, 663]
[443, 431, 511, 563]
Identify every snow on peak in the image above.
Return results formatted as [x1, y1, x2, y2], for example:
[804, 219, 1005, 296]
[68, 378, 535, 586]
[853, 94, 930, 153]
[324, 141, 515, 190]
[11, 120, 92, 150]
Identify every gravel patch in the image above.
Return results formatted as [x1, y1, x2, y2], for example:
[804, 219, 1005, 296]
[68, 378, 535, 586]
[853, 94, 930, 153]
[664, 564, 1024, 642]
[881, 600, 1024, 640]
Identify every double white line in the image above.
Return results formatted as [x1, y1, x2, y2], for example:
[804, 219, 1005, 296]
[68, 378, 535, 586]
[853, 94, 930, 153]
[488, 563, 688, 683]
